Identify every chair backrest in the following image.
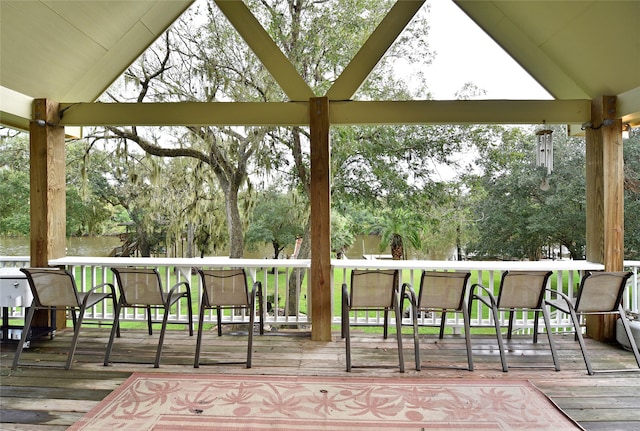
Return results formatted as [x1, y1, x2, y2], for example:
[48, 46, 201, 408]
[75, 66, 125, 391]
[20, 267, 79, 307]
[197, 269, 249, 307]
[575, 271, 632, 312]
[110, 267, 164, 305]
[349, 269, 399, 308]
[497, 270, 552, 309]
[417, 271, 471, 310]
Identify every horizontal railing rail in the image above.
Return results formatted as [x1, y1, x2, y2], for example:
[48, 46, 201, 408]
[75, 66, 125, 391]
[1, 256, 638, 333]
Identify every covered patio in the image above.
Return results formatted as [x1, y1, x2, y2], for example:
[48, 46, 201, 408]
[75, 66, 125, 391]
[1, 1, 640, 429]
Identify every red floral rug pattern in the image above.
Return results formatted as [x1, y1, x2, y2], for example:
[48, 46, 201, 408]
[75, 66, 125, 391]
[68, 373, 580, 430]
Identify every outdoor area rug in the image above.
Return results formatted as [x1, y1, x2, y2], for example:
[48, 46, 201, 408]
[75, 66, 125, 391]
[68, 373, 581, 430]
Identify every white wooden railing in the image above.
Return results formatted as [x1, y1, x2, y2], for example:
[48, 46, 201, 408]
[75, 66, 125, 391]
[2, 256, 639, 332]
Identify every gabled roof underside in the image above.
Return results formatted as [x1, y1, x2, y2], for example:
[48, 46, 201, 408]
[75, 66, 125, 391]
[1, 0, 639, 130]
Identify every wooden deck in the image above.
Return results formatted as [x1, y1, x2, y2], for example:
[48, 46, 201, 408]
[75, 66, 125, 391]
[1, 326, 639, 430]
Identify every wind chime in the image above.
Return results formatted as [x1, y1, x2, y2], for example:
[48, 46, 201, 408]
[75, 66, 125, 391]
[536, 128, 553, 190]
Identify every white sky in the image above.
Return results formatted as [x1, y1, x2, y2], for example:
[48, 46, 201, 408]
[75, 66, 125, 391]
[423, 0, 552, 100]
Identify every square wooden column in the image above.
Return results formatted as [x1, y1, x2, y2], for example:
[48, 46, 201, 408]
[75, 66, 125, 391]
[309, 97, 332, 341]
[29, 98, 67, 329]
[585, 95, 624, 341]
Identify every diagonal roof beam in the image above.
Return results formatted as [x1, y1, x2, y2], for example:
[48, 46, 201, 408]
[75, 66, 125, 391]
[326, 0, 424, 101]
[215, 0, 314, 101]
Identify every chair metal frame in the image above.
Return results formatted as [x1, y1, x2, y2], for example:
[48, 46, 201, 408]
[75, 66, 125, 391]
[13, 267, 118, 370]
[104, 267, 193, 368]
[194, 268, 264, 368]
[403, 271, 474, 371]
[342, 269, 404, 372]
[545, 271, 640, 375]
[468, 270, 559, 372]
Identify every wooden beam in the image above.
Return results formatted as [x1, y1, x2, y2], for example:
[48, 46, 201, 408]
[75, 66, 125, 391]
[330, 100, 591, 125]
[309, 97, 332, 342]
[29, 98, 67, 330]
[585, 95, 624, 342]
[215, 0, 314, 101]
[59, 99, 591, 127]
[60, 102, 310, 126]
[326, 0, 424, 100]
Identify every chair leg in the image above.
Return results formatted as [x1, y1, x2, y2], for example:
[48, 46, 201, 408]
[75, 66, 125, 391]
[491, 305, 508, 372]
[618, 305, 640, 369]
[154, 306, 171, 368]
[341, 302, 347, 339]
[186, 294, 194, 337]
[533, 311, 540, 344]
[104, 300, 122, 366]
[507, 310, 514, 340]
[345, 318, 352, 372]
[412, 306, 421, 371]
[439, 311, 447, 339]
[541, 306, 560, 371]
[383, 309, 389, 339]
[258, 287, 265, 335]
[71, 309, 77, 330]
[111, 294, 120, 338]
[394, 303, 405, 373]
[568, 308, 593, 375]
[462, 305, 474, 371]
[247, 304, 255, 369]
[147, 305, 153, 335]
[65, 306, 85, 370]
[12, 305, 36, 369]
[217, 308, 223, 337]
[194, 305, 207, 368]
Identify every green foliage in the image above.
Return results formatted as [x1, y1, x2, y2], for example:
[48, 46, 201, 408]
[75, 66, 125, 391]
[624, 130, 640, 259]
[330, 209, 355, 257]
[372, 207, 422, 260]
[463, 125, 588, 260]
[244, 189, 307, 258]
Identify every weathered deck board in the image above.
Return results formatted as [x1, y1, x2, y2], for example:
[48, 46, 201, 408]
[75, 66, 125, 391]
[1, 327, 639, 430]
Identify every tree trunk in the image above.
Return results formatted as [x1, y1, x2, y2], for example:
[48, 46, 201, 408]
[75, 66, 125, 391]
[225, 186, 244, 258]
[287, 224, 311, 318]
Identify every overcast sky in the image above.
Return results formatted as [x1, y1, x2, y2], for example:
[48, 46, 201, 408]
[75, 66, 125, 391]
[423, 0, 552, 100]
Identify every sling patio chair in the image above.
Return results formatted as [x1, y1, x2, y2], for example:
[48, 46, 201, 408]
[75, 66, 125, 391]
[403, 271, 474, 371]
[545, 271, 640, 375]
[194, 268, 264, 368]
[104, 267, 193, 368]
[342, 269, 405, 372]
[468, 270, 560, 372]
[13, 267, 118, 370]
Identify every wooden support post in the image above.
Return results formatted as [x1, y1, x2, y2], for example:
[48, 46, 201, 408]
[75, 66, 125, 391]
[29, 99, 67, 330]
[309, 97, 332, 342]
[585, 95, 624, 341]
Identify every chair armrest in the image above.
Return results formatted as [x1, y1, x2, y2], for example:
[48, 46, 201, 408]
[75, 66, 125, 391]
[166, 281, 191, 304]
[401, 283, 417, 307]
[468, 283, 496, 308]
[80, 282, 117, 307]
[544, 287, 573, 314]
